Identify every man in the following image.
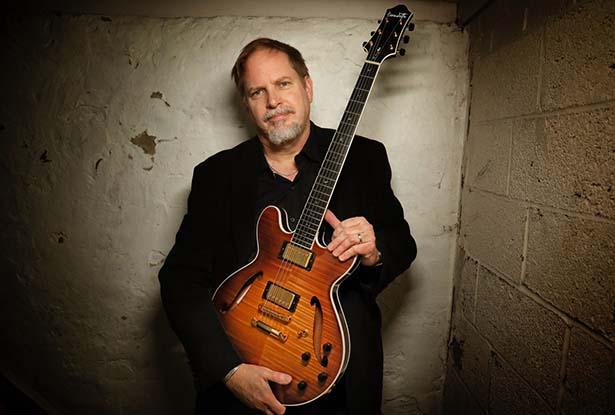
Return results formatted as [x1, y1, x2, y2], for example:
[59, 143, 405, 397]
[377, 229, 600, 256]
[159, 38, 416, 415]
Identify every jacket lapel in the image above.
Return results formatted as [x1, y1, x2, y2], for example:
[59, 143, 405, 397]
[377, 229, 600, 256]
[230, 138, 261, 266]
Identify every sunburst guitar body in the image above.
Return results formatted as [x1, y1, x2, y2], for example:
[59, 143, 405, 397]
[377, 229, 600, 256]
[212, 206, 355, 405]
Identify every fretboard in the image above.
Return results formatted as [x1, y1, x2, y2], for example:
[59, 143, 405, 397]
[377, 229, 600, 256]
[291, 61, 380, 249]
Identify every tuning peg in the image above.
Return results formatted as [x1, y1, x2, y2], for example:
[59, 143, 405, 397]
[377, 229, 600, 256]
[378, 19, 381, 23]
[362, 41, 368, 48]
[371, 31, 375, 36]
[399, 48, 406, 56]
[407, 22, 415, 31]
[403, 35, 410, 44]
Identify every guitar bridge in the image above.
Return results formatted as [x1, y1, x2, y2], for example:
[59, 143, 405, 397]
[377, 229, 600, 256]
[278, 241, 315, 271]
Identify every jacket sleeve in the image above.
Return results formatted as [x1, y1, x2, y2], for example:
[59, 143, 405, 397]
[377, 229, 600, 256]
[158, 161, 242, 391]
[360, 141, 417, 297]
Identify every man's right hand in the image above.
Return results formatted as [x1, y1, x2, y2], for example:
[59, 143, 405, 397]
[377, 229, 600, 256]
[225, 363, 292, 415]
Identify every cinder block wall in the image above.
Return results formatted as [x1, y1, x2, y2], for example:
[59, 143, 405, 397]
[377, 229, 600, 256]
[444, 1, 615, 414]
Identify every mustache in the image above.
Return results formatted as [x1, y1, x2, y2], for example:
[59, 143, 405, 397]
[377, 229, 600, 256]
[263, 106, 295, 122]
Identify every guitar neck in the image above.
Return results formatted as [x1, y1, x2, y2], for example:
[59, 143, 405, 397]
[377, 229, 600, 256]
[291, 62, 380, 248]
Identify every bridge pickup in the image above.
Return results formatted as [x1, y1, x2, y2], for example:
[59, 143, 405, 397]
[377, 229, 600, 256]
[252, 318, 288, 342]
[278, 241, 315, 271]
[258, 303, 292, 324]
[262, 281, 300, 312]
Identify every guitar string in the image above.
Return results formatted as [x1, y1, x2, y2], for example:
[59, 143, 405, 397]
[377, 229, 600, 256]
[265, 21, 399, 334]
[265, 24, 392, 333]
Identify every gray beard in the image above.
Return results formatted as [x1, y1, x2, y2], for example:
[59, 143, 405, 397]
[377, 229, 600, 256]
[266, 121, 304, 146]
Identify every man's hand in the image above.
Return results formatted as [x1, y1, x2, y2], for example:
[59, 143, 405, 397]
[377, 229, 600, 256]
[225, 364, 291, 415]
[324, 210, 381, 266]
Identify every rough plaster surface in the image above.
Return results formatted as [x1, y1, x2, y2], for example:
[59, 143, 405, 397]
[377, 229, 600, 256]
[0, 13, 468, 414]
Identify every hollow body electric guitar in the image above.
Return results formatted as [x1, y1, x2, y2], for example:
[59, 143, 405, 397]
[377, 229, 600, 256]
[212, 5, 415, 406]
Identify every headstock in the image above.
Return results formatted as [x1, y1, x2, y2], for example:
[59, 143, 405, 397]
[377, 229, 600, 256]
[362, 5, 415, 63]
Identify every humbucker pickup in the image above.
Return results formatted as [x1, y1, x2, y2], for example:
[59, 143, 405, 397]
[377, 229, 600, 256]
[278, 241, 315, 270]
[262, 281, 300, 312]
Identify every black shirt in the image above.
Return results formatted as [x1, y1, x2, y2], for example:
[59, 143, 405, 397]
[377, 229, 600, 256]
[255, 122, 328, 231]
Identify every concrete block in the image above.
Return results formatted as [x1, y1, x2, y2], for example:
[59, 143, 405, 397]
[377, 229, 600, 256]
[490, 352, 555, 415]
[442, 366, 486, 415]
[464, 120, 511, 195]
[561, 328, 613, 415]
[526, 209, 615, 338]
[469, 28, 540, 121]
[542, 1, 615, 110]
[449, 316, 491, 411]
[460, 189, 526, 281]
[510, 107, 615, 219]
[475, 266, 565, 406]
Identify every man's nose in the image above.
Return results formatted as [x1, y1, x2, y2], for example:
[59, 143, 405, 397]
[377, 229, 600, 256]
[266, 89, 281, 108]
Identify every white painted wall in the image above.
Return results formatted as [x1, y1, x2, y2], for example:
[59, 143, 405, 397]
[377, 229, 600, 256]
[0, 6, 468, 414]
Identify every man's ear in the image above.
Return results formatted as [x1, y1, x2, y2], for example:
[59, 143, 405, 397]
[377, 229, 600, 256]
[304, 75, 314, 103]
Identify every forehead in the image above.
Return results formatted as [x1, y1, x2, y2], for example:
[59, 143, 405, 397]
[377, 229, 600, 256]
[243, 49, 300, 86]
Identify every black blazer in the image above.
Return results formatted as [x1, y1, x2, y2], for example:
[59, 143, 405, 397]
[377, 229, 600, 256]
[159, 123, 417, 414]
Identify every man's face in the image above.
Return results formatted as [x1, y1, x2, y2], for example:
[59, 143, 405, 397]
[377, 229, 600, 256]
[242, 48, 313, 146]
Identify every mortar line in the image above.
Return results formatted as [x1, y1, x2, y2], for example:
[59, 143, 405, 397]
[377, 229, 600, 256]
[536, 21, 545, 112]
[468, 186, 615, 224]
[505, 121, 513, 197]
[519, 207, 530, 284]
[473, 99, 615, 124]
[472, 257, 480, 325]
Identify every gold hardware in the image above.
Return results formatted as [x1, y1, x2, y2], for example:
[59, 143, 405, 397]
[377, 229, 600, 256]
[258, 304, 291, 324]
[279, 241, 315, 270]
[252, 318, 288, 342]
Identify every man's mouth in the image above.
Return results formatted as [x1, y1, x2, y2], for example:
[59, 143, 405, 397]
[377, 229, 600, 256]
[264, 108, 294, 123]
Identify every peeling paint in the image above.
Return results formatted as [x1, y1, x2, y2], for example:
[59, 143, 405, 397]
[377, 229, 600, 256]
[130, 130, 156, 155]
[150, 91, 171, 107]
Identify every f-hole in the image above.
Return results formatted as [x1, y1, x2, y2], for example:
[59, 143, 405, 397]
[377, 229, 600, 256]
[310, 296, 323, 359]
[219, 271, 263, 313]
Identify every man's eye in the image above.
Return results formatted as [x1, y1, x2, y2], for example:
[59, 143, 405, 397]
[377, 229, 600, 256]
[279, 81, 290, 88]
[250, 89, 263, 97]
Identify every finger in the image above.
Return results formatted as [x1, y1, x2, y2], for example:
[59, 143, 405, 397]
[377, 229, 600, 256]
[339, 216, 367, 227]
[263, 391, 286, 415]
[324, 209, 341, 229]
[340, 241, 376, 261]
[263, 369, 292, 385]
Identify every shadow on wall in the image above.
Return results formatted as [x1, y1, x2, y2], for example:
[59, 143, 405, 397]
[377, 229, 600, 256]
[151, 305, 195, 415]
[378, 268, 416, 331]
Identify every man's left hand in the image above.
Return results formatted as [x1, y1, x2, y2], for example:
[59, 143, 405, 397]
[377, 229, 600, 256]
[324, 210, 381, 267]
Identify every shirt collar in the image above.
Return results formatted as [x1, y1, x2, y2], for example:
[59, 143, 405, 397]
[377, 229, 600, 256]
[255, 121, 328, 173]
